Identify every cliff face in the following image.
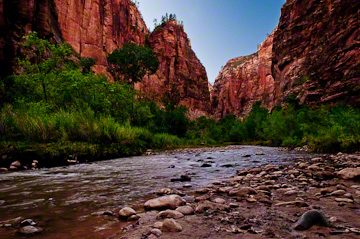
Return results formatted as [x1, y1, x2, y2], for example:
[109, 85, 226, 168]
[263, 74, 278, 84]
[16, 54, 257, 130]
[213, 0, 360, 117]
[139, 21, 211, 116]
[0, 0, 210, 114]
[0, 0, 148, 77]
[212, 32, 275, 118]
[272, 0, 360, 106]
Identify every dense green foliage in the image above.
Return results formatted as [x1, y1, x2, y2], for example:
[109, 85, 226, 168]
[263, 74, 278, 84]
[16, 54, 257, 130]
[1, 32, 359, 169]
[107, 43, 159, 85]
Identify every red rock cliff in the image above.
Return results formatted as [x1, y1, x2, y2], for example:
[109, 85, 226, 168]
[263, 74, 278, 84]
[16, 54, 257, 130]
[0, 0, 210, 114]
[0, 0, 148, 77]
[272, 0, 360, 106]
[139, 20, 211, 116]
[212, 32, 275, 118]
[212, 0, 360, 118]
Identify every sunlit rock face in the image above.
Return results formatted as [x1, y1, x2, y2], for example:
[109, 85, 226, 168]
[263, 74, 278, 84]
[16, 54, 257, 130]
[0, 0, 211, 115]
[212, 0, 360, 118]
[139, 20, 211, 117]
[272, 0, 360, 106]
[212, 32, 275, 119]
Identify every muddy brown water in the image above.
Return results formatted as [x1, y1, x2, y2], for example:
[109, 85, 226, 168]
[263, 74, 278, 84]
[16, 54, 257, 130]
[0, 146, 317, 239]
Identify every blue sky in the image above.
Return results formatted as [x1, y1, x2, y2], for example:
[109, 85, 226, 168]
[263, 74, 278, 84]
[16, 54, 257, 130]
[138, 0, 286, 84]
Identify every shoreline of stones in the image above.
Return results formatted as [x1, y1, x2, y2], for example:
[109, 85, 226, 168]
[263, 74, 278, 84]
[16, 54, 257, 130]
[116, 152, 360, 238]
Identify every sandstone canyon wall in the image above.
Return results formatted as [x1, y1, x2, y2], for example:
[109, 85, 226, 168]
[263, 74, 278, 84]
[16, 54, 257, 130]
[0, 0, 210, 114]
[272, 0, 360, 106]
[212, 0, 360, 117]
[212, 32, 275, 118]
[139, 21, 211, 116]
[0, 0, 148, 77]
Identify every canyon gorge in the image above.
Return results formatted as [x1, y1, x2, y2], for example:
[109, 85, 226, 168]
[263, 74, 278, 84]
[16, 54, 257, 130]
[1, 0, 359, 118]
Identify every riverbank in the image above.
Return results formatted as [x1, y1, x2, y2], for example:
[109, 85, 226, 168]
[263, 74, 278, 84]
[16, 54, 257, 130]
[114, 152, 360, 239]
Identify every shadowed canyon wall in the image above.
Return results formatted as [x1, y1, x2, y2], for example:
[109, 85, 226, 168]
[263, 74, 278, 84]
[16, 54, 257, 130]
[212, 0, 360, 118]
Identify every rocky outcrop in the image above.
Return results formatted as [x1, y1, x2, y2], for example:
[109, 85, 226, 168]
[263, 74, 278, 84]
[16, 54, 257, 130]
[0, 0, 148, 77]
[0, 1, 210, 115]
[212, 32, 275, 118]
[212, 0, 360, 118]
[139, 20, 211, 116]
[272, 0, 360, 106]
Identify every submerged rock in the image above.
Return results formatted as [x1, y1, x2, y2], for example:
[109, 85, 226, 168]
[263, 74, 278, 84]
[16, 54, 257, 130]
[293, 210, 330, 230]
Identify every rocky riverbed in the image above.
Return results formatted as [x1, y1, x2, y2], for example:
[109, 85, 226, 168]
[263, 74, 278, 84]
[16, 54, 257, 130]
[113, 152, 360, 239]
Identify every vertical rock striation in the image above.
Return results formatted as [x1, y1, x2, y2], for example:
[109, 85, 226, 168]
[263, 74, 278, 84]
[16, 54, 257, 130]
[0, 0, 148, 77]
[213, 0, 360, 118]
[212, 32, 275, 118]
[272, 0, 360, 106]
[140, 20, 211, 116]
[0, 0, 210, 114]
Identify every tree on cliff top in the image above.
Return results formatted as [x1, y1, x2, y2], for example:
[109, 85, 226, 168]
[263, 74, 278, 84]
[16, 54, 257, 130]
[107, 43, 159, 86]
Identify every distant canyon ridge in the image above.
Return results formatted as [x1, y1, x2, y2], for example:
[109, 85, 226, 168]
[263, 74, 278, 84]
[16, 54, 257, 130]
[1, 0, 359, 118]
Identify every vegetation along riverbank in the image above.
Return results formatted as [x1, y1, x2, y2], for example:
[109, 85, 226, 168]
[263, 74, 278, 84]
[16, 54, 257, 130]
[1, 33, 360, 170]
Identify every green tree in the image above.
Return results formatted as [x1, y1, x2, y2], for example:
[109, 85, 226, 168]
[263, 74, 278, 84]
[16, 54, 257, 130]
[16, 32, 74, 103]
[80, 57, 95, 74]
[107, 43, 159, 86]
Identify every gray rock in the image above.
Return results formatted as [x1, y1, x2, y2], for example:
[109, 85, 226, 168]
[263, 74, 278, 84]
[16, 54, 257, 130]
[19, 226, 43, 234]
[293, 210, 329, 230]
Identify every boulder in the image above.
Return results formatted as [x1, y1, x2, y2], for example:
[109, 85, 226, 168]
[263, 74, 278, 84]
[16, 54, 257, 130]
[337, 168, 360, 180]
[176, 206, 194, 215]
[144, 195, 185, 210]
[161, 219, 183, 232]
[119, 207, 136, 218]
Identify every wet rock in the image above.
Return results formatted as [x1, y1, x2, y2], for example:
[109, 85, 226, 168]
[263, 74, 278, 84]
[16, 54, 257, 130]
[10, 161, 21, 168]
[294, 210, 329, 230]
[162, 218, 183, 232]
[176, 206, 194, 215]
[20, 219, 37, 227]
[157, 210, 184, 219]
[337, 168, 360, 180]
[242, 154, 251, 157]
[183, 184, 192, 188]
[155, 188, 184, 196]
[0, 168, 8, 172]
[150, 228, 162, 237]
[201, 163, 212, 167]
[19, 226, 43, 234]
[144, 195, 186, 210]
[119, 207, 136, 218]
[221, 164, 234, 168]
[170, 175, 191, 182]
[256, 152, 264, 155]
[237, 169, 249, 176]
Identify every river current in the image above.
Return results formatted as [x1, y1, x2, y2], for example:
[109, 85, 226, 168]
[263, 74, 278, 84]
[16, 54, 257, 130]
[0, 145, 316, 238]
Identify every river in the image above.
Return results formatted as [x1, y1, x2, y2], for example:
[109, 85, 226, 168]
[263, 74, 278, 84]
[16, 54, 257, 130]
[0, 145, 317, 239]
